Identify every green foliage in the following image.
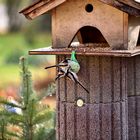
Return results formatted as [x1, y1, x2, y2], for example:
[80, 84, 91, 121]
[0, 106, 22, 140]
[0, 57, 56, 140]
[0, 33, 51, 65]
[5, 48, 25, 64]
[0, 32, 53, 87]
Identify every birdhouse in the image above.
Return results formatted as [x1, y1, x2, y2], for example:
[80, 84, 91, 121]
[20, 0, 140, 52]
[20, 0, 140, 139]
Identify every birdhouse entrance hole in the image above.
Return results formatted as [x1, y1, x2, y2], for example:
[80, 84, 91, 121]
[85, 4, 93, 13]
[70, 26, 109, 48]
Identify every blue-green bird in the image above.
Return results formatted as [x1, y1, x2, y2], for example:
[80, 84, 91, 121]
[67, 50, 80, 73]
[45, 51, 80, 73]
[45, 51, 89, 93]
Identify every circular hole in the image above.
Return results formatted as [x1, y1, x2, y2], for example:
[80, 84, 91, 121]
[85, 4, 93, 13]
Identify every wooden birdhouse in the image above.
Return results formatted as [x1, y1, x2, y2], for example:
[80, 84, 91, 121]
[20, 0, 140, 53]
[20, 0, 140, 139]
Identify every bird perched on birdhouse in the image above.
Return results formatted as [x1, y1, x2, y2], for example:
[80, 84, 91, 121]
[45, 51, 89, 93]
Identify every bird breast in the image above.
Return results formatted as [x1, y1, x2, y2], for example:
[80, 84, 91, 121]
[68, 61, 80, 73]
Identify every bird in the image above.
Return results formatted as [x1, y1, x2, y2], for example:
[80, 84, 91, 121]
[45, 51, 89, 93]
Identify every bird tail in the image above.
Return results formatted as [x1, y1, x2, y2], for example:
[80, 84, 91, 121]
[76, 80, 89, 94]
[67, 71, 89, 93]
[45, 65, 59, 69]
[45, 64, 68, 69]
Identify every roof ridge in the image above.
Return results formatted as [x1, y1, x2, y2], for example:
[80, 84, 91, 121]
[20, 0, 140, 20]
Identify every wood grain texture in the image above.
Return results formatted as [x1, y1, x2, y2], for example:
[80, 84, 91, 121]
[101, 57, 112, 103]
[127, 57, 135, 96]
[66, 103, 75, 140]
[121, 58, 127, 100]
[128, 16, 140, 49]
[53, 0, 127, 49]
[20, 0, 66, 19]
[128, 96, 140, 140]
[128, 96, 137, 139]
[89, 56, 100, 103]
[101, 103, 112, 140]
[58, 101, 128, 140]
[59, 103, 66, 140]
[58, 56, 127, 103]
[111, 102, 121, 140]
[127, 56, 140, 139]
[89, 104, 100, 140]
[56, 55, 129, 140]
[29, 46, 140, 57]
[76, 105, 88, 140]
[135, 56, 140, 96]
[112, 57, 121, 102]
[127, 56, 140, 96]
[100, 0, 140, 16]
[137, 96, 140, 139]
[118, 0, 140, 10]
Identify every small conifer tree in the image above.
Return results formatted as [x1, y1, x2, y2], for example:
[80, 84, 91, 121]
[0, 57, 55, 140]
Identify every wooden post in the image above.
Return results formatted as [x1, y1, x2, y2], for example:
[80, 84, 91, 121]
[56, 56, 128, 140]
[127, 56, 140, 139]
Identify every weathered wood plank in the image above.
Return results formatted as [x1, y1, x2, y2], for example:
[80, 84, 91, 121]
[128, 96, 140, 139]
[101, 103, 112, 140]
[29, 46, 140, 57]
[101, 57, 112, 103]
[89, 104, 100, 140]
[89, 56, 100, 104]
[112, 102, 121, 140]
[100, 0, 140, 16]
[128, 16, 140, 49]
[56, 55, 129, 140]
[135, 56, 140, 96]
[66, 79, 75, 102]
[112, 58, 121, 102]
[123, 13, 128, 49]
[20, 0, 51, 14]
[76, 105, 87, 140]
[59, 102, 66, 140]
[121, 58, 127, 100]
[66, 103, 75, 140]
[21, 0, 66, 19]
[56, 101, 60, 140]
[127, 58, 135, 96]
[137, 96, 140, 139]
[118, 0, 140, 10]
[128, 97, 137, 139]
[121, 100, 128, 140]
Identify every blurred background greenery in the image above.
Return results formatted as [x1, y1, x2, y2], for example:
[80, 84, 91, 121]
[0, 0, 56, 105]
[0, 0, 57, 139]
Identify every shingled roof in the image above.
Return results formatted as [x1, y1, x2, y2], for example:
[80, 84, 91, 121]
[20, 0, 140, 19]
